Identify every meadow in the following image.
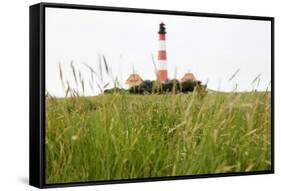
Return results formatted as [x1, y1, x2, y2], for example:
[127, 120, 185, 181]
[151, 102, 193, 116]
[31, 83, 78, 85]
[45, 90, 271, 184]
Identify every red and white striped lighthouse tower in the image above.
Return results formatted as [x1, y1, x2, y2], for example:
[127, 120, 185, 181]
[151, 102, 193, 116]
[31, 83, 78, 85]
[157, 22, 168, 82]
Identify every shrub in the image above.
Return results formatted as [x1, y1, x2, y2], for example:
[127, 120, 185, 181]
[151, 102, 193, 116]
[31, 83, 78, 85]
[139, 80, 153, 93]
[104, 87, 127, 94]
[181, 80, 197, 93]
[129, 79, 205, 95]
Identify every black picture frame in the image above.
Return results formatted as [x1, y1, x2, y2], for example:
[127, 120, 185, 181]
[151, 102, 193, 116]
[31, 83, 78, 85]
[29, 2, 275, 188]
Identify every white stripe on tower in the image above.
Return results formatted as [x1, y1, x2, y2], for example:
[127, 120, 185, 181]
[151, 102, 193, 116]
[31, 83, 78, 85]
[158, 40, 166, 51]
[158, 60, 167, 70]
[157, 22, 168, 82]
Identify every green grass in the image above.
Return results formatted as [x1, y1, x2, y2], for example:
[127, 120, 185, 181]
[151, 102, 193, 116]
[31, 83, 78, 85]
[46, 91, 271, 184]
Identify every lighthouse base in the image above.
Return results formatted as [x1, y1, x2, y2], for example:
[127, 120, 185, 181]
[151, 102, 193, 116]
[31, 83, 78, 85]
[157, 70, 168, 82]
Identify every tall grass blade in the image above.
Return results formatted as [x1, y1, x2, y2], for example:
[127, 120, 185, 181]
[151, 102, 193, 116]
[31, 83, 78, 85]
[228, 69, 240, 81]
[70, 60, 78, 86]
[59, 63, 65, 90]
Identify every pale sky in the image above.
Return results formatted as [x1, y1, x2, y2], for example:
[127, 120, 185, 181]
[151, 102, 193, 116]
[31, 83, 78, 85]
[45, 7, 271, 97]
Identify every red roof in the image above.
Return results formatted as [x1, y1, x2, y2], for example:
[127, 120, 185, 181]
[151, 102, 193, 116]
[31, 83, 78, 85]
[126, 74, 143, 86]
[181, 72, 196, 81]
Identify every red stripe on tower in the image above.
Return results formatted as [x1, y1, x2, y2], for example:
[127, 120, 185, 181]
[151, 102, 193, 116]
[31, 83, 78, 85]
[157, 22, 168, 82]
[159, 33, 166, 40]
[158, 50, 167, 60]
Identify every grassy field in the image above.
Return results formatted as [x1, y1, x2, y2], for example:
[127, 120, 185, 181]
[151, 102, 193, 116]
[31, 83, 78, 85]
[46, 91, 271, 184]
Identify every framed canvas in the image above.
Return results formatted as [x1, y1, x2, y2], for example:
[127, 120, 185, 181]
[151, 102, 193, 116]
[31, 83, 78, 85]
[29, 2, 274, 188]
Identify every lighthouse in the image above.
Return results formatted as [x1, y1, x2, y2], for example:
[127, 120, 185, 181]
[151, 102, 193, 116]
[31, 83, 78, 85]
[157, 22, 168, 82]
